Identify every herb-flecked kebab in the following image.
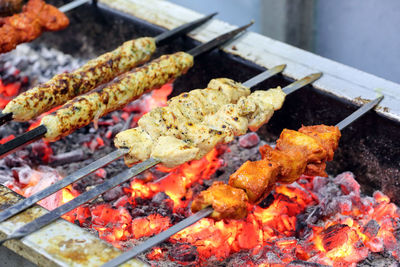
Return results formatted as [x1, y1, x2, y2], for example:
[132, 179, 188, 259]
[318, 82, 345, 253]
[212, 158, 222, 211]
[0, 11, 217, 124]
[100, 95, 383, 267]
[0, 21, 252, 158]
[0, 70, 322, 247]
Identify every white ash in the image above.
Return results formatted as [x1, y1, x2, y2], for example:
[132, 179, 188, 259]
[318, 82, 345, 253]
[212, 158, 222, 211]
[0, 43, 85, 86]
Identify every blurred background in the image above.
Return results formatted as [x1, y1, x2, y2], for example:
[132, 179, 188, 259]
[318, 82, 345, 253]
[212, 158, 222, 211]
[170, 0, 400, 84]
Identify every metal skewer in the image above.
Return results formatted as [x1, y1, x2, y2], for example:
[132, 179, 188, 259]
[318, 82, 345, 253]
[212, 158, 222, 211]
[99, 95, 384, 267]
[0, 64, 286, 223]
[0, 12, 218, 127]
[0, 71, 320, 246]
[0, 21, 251, 159]
[58, 0, 92, 13]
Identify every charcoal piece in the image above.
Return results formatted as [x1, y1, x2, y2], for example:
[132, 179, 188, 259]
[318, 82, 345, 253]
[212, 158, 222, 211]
[287, 260, 331, 267]
[238, 132, 260, 148]
[362, 219, 380, 238]
[258, 193, 275, 209]
[168, 243, 198, 264]
[321, 224, 351, 251]
[152, 192, 169, 204]
[49, 149, 85, 166]
[130, 207, 146, 218]
[102, 186, 124, 202]
[333, 171, 360, 196]
[4, 154, 25, 168]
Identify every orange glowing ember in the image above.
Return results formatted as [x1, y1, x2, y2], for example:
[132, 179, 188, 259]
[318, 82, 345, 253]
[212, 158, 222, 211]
[5, 82, 400, 266]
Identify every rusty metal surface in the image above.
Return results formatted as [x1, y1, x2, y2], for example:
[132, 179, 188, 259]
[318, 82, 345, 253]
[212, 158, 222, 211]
[98, 0, 400, 123]
[0, 185, 148, 267]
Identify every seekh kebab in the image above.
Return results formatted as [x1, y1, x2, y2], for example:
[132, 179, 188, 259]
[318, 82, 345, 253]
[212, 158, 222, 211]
[1, 13, 216, 122]
[100, 96, 383, 267]
[0, 22, 252, 157]
[0, 71, 321, 245]
[0, 65, 286, 224]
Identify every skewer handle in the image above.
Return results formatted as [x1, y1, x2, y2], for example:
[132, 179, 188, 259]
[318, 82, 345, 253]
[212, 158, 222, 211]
[0, 112, 12, 126]
[155, 13, 217, 45]
[0, 125, 47, 159]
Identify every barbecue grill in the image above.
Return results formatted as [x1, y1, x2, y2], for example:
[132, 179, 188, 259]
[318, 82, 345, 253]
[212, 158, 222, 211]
[0, 0, 399, 266]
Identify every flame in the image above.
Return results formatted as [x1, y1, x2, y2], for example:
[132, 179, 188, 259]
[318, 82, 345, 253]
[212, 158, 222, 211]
[0, 79, 21, 108]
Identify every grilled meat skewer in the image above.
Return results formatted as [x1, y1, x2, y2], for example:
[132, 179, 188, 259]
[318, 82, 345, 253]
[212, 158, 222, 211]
[0, 22, 252, 157]
[115, 80, 286, 167]
[100, 96, 383, 267]
[0, 0, 69, 53]
[193, 125, 341, 219]
[0, 64, 286, 224]
[42, 52, 193, 141]
[1, 13, 217, 123]
[0, 72, 319, 247]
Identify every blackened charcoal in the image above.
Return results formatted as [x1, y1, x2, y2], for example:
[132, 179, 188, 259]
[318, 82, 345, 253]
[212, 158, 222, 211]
[4, 154, 26, 168]
[288, 260, 331, 267]
[152, 192, 170, 204]
[130, 207, 147, 218]
[259, 193, 275, 209]
[49, 149, 85, 166]
[168, 243, 198, 263]
[362, 220, 380, 238]
[102, 186, 124, 202]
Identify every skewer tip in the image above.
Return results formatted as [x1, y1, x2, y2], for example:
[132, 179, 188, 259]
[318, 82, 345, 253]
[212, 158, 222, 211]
[274, 64, 287, 73]
[207, 12, 218, 19]
[308, 72, 323, 81]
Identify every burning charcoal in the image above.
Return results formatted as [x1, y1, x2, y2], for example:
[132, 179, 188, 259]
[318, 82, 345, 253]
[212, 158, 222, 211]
[102, 186, 124, 202]
[49, 149, 85, 166]
[255, 251, 283, 265]
[312, 176, 328, 192]
[11, 165, 32, 185]
[363, 219, 380, 239]
[259, 193, 275, 208]
[168, 243, 198, 264]
[4, 154, 26, 168]
[287, 260, 331, 267]
[130, 207, 147, 218]
[322, 224, 350, 251]
[30, 141, 53, 163]
[333, 171, 360, 196]
[238, 132, 260, 148]
[152, 192, 169, 204]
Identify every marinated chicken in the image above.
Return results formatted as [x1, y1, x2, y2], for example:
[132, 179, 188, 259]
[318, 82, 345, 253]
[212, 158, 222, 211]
[191, 125, 341, 220]
[0, 0, 69, 54]
[114, 83, 286, 167]
[4, 37, 156, 121]
[191, 182, 248, 220]
[229, 160, 279, 204]
[41, 52, 193, 141]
